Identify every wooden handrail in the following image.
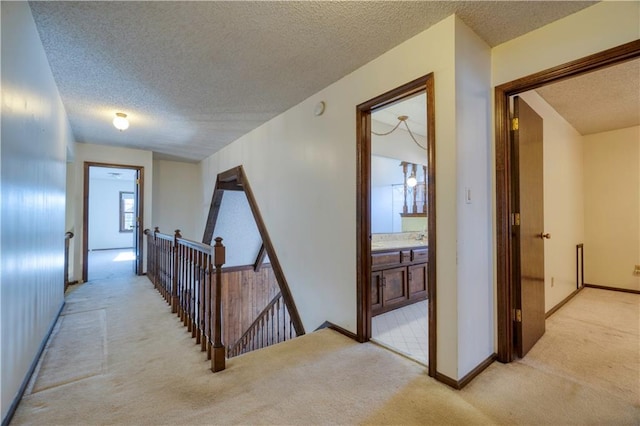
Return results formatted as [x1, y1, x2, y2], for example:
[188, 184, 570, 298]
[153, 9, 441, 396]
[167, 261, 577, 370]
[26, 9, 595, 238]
[145, 223, 302, 370]
[227, 291, 295, 358]
[64, 231, 76, 291]
[144, 227, 227, 373]
[177, 237, 214, 253]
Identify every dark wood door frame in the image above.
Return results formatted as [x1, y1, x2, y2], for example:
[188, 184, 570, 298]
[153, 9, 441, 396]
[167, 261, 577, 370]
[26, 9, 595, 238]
[356, 74, 437, 377]
[495, 40, 640, 363]
[82, 162, 145, 282]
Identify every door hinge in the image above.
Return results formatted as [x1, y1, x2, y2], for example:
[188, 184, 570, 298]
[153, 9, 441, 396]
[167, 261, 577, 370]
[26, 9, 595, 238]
[511, 212, 520, 226]
[514, 308, 522, 323]
[136, 178, 140, 185]
[512, 118, 519, 131]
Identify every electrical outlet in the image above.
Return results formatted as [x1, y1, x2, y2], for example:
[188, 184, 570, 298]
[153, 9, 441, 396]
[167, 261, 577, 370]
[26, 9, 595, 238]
[634, 265, 640, 276]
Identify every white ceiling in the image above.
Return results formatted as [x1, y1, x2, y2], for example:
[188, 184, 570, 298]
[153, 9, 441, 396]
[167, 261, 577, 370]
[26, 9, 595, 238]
[373, 93, 427, 137]
[29, 1, 598, 162]
[89, 166, 137, 181]
[535, 58, 640, 135]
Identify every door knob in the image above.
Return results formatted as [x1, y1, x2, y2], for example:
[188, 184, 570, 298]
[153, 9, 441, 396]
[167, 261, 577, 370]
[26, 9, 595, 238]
[539, 233, 551, 239]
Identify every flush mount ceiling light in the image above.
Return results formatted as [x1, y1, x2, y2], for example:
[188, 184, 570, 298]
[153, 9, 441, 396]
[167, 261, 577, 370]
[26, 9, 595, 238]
[372, 115, 426, 150]
[113, 112, 129, 131]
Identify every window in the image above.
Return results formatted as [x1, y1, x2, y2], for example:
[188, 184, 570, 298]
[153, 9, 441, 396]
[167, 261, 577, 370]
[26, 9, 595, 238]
[119, 191, 135, 232]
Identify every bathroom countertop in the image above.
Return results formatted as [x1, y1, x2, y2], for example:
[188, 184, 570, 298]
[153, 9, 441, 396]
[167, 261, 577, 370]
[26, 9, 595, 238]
[371, 240, 427, 252]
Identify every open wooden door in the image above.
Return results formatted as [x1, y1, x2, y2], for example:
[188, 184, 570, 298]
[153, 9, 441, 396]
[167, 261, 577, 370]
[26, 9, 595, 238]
[512, 96, 546, 358]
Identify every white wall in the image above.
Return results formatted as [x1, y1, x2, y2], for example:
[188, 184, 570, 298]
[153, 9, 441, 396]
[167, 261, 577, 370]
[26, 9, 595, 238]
[88, 178, 135, 250]
[492, 2, 640, 87]
[152, 160, 199, 240]
[71, 143, 153, 280]
[584, 126, 640, 291]
[519, 91, 585, 311]
[213, 190, 263, 267]
[1, 2, 73, 421]
[199, 15, 461, 378]
[454, 17, 494, 377]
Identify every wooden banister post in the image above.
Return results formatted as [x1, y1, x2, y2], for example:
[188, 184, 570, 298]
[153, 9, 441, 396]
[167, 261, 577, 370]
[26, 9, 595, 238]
[172, 229, 181, 314]
[411, 163, 418, 214]
[144, 228, 153, 287]
[401, 161, 408, 214]
[423, 165, 427, 214]
[211, 237, 226, 373]
[64, 231, 74, 292]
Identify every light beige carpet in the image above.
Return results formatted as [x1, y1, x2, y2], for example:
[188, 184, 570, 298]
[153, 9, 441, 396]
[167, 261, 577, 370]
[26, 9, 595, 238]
[12, 277, 640, 425]
[518, 288, 639, 406]
[31, 309, 107, 393]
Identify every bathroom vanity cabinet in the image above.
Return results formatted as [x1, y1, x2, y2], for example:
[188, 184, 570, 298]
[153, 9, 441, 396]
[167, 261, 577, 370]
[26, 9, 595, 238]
[371, 247, 428, 316]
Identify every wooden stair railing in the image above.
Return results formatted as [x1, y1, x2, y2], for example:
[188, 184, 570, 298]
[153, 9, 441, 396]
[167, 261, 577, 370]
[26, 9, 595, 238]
[64, 231, 77, 291]
[144, 228, 227, 372]
[227, 291, 296, 358]
[202, 165, 305, 339]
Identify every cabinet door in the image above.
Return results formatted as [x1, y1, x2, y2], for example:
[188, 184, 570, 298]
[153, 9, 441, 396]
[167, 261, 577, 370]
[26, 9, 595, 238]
[408, 263, 428, 299]
[382, 266, 408, 308]
[371, 271, 383, 315]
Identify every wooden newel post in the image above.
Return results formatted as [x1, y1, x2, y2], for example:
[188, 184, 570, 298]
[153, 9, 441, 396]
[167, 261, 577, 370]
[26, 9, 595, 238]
[144, 228, 153, 288]
[64, 231, 74, 292]
[212, 237, 226, 373]
[172, 229, 181, 314]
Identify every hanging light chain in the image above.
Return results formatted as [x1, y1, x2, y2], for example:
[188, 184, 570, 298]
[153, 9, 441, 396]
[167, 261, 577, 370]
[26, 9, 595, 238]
[401, 120, 427, 150]
[371, 119, 404, 136]
[371, 116, 426, 150]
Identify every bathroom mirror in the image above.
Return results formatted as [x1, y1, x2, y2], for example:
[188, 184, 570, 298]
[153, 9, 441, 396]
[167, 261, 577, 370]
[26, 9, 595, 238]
[371, 92, 428, 234]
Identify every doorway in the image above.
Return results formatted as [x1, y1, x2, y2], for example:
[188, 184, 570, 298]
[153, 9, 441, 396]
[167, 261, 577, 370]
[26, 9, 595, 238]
[356, 74, 437, 376]
[495, 40, 640, 362]
[82, 162, 144, 282]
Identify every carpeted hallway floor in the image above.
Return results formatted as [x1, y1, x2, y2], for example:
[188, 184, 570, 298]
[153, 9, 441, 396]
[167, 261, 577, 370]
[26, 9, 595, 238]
[11, 276, 639, 425]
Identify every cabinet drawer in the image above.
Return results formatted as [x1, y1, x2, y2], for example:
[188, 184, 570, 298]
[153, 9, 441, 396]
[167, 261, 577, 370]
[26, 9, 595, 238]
[372, 251, 400, 269]
[412, 248, 428, 263]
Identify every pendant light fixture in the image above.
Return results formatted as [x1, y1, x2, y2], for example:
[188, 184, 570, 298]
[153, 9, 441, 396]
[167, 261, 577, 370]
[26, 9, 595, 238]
[406, 171, 418, 187]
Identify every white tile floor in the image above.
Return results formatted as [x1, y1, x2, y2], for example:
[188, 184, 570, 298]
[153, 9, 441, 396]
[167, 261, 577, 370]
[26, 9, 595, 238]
[371, 300, 428, 365]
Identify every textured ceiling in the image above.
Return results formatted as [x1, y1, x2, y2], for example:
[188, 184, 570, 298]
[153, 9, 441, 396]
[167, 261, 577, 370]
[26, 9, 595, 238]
[29, 1, 597, 162]
[535, 58, 640, 135]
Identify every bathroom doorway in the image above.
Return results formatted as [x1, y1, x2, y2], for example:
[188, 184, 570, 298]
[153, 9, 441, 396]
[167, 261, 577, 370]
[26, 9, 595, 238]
[356, 74, 436, 376]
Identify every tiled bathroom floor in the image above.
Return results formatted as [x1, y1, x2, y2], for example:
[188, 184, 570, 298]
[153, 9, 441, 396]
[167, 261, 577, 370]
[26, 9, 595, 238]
[371, 300, 428, 365]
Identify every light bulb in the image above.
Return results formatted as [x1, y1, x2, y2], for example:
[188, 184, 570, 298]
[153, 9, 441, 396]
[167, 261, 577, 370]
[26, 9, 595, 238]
[407, 175, 418, 187]
[113, 112, 129, 131]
